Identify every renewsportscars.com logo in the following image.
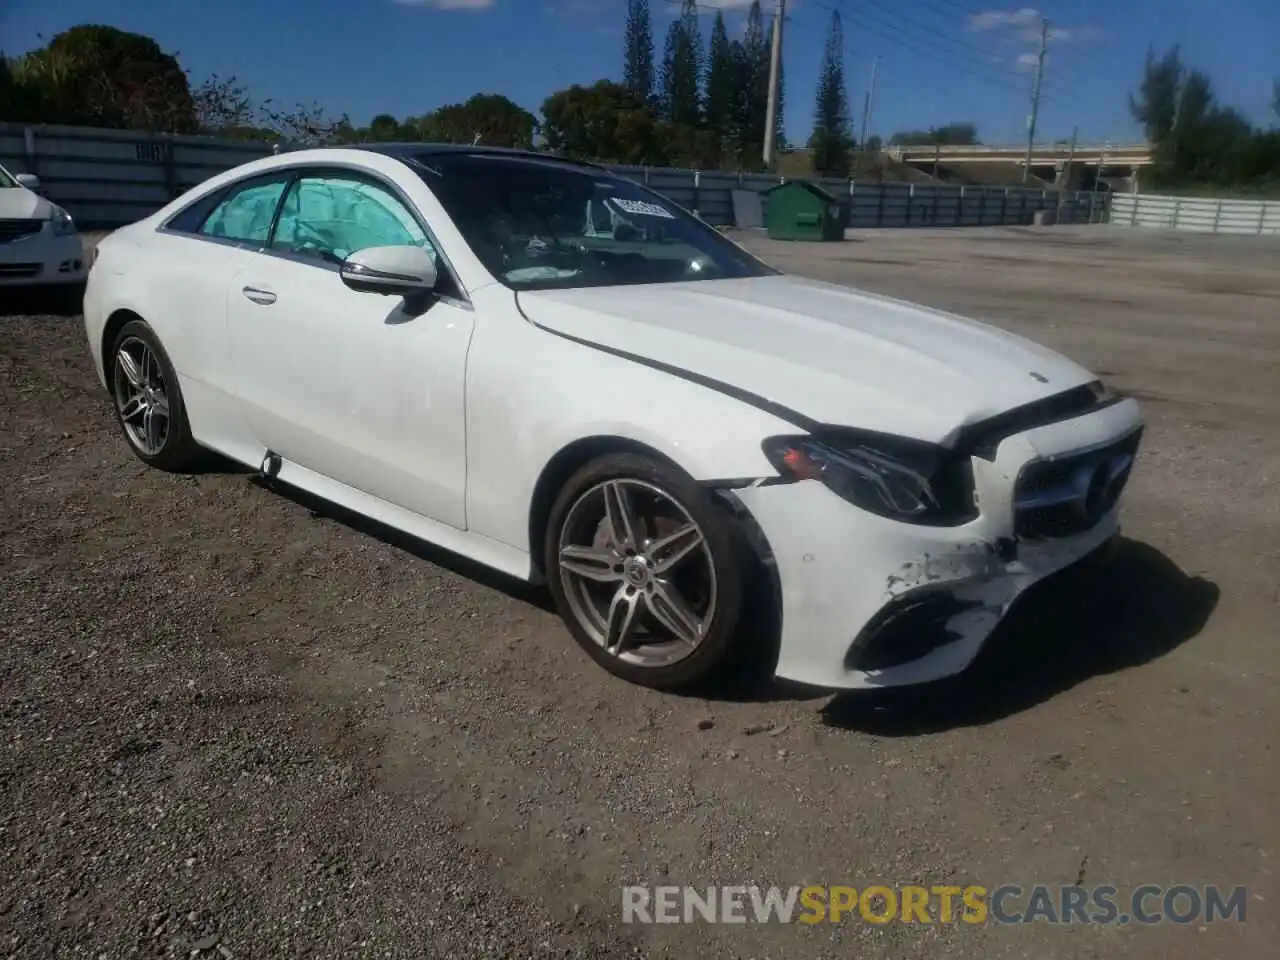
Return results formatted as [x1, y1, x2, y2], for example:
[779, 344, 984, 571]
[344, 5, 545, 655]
[621, 884, 1249, 926]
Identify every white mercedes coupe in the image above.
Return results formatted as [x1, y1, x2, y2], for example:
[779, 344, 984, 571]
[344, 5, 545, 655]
[83, 145, 1143, 691]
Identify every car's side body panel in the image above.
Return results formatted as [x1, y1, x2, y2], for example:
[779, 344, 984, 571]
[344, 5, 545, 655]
[462, 284, 797, 559]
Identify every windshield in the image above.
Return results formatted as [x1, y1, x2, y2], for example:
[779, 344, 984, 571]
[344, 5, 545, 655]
[0, 166, 18, 189]
[410, 153, 775, 290]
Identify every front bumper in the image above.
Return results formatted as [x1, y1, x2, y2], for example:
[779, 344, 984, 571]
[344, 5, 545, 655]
[0, 229, 86, 286]
[735, 397, 1143, 690]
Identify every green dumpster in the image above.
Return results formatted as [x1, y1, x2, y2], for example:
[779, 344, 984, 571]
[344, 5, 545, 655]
[764, 181, 845, 241]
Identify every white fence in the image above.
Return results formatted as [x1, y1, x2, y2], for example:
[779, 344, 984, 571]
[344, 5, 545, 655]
[1111, 193, 1280, 235]
[1, 120, 1109, 230]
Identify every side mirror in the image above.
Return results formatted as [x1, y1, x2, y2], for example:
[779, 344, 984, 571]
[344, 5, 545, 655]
[15, 173, 40, 191]
[340, 245, 438, 296]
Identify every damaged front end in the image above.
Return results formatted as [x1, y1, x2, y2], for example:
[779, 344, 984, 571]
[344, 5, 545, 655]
[723, 396, 1143, 690]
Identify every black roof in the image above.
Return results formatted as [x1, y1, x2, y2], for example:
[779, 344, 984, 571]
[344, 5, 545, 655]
[351, 142, 606, 170]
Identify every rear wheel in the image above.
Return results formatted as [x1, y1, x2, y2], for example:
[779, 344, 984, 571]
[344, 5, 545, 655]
[110, 320, 202, 471]
[545, 452, 749, 690]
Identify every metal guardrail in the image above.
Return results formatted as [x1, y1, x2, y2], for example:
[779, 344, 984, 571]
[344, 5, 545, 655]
[2, 120, 1108, 230]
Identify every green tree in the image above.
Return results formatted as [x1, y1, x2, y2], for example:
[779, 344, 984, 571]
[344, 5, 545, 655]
[1272, 78, 1279, 122]
[260, 99, 349, 146]
[419, 94, 538, 148]
[731, 1, 772, 169]
[704, 12, 737, 163]
[367, 113, 405, 141]
[888, 123, 979, 146]
[1159, 68, 1252, 185]
[661, 0, 702, 128]
[771, 18, 786, 155]
[623, 0, 655, 104]
[1129, 46, 1269, 188]
[1129, 46, 1183, 145]
[0, 54, 43, 122]
[12, 25, 197, 131]
[809, 11, 851, 175]
[191, 73, 257, 134]
[541, 80, 668, 165]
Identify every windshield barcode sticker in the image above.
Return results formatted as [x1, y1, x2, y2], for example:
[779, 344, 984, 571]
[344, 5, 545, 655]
[610, 198, 676, 219]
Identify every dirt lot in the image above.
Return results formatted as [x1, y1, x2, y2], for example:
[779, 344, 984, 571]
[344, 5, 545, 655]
[2, 225, 1276, 959]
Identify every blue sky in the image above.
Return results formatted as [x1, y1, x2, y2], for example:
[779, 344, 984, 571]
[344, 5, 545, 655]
[3, 0, 1276, 147]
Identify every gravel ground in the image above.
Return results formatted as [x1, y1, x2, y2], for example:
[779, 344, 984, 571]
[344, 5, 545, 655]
[1, 225, 1276, 959]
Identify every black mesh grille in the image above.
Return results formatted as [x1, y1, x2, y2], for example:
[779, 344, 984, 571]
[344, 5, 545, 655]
[0, 219, 43, 244]
[1014, 427, 1142, 540]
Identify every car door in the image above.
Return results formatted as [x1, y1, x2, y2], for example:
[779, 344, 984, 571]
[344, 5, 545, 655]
[144, 171, 295, 463]
[225, 168, 475, 530]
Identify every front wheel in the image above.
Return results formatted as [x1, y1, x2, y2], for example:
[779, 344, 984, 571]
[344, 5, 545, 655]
[544, 452, 749, 691]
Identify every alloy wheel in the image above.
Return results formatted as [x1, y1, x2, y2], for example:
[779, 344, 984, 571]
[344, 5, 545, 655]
[112, 336, 170, 456]
[557, 478, 718, 668]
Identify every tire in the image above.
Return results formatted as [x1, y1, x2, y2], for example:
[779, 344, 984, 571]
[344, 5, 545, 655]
[544, 451, 749, 691]
[108, 319, 202, 472]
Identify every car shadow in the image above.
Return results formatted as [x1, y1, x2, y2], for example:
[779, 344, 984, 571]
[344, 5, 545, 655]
[235, 474, 1214, 716]
[248, 475, 557, 613]
[818, 537, 1219, 735]
[0, 283, 86, 318]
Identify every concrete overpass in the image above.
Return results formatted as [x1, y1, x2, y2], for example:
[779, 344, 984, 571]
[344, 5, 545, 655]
[885, 142, 1152, 190]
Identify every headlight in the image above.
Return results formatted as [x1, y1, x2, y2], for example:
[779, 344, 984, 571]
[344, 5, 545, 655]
[762, 432, 977, 526]
[50, 206, 77, 236]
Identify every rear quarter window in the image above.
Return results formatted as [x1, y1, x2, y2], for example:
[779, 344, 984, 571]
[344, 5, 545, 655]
[163, 187, 232, 234]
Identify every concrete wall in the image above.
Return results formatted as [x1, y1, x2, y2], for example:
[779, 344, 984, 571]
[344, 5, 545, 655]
[1111, 193, 1280, 235]
[2, 121, 1109, 230]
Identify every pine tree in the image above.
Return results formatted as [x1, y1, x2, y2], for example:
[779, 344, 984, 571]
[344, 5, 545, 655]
[705, 12, 737, 158]
[622, 0, 655, 104]
[661, 0, 702, 128]
[810, 10, 851, 174]
[771, 18, 786, 153]
[732, 1, 771, 168]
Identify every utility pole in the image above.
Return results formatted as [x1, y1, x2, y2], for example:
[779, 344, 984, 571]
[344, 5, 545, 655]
[1057, 124, 1077, 212]
[763, 0, 786, 169]
[859, 56, 880, 152]
[1022, 16, 1048, 183]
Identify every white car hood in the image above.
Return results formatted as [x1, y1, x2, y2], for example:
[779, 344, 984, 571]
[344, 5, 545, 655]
[0, 186, 52, 220]
[518, 274, 1097, 445]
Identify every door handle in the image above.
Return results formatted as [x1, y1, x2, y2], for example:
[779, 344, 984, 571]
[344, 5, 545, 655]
[242, 286, 277, 306]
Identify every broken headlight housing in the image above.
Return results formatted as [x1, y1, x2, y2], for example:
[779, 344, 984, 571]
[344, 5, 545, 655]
[762, 431, 978, 526]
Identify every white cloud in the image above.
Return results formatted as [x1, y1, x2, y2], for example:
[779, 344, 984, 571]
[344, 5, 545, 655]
[393, 0, 496, 10]
[1046, 25, 1106, 43]
[969, 8, 1105, 44]
[968, 7, 1041, 31]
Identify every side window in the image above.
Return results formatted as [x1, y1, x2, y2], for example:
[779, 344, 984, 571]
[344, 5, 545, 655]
[270, 175, 437, 266]
[199, 178, 289, 245]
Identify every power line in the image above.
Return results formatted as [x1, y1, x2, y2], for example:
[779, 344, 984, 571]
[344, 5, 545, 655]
[822, 6, 1032, 96]
[860, 0, 1038, 76]
[821, 0, 1097, 123]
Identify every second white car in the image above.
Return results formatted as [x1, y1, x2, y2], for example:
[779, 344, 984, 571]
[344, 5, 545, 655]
[0, 164, 86, 288]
